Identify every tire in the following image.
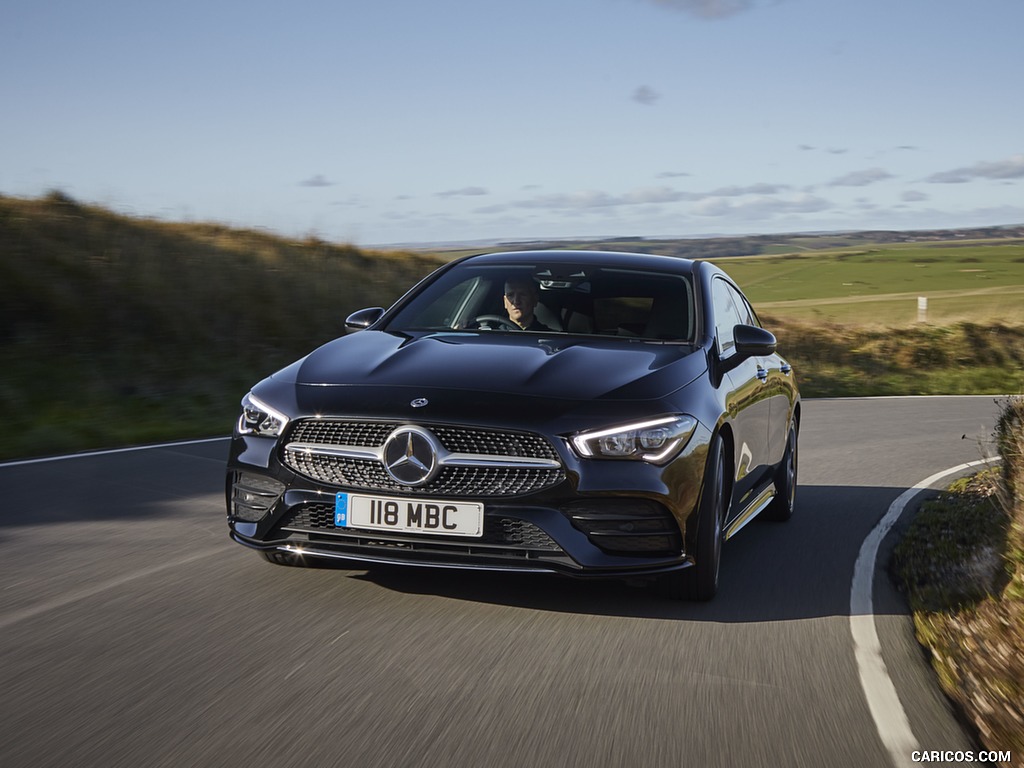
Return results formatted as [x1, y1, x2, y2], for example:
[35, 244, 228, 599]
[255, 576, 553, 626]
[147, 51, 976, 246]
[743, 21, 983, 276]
[763, 423, 798, 522]
[655, 434, 728, 601]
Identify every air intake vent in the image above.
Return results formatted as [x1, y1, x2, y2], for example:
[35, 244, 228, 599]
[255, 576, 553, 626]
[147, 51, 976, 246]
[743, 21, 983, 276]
[563, 499, 682, 556]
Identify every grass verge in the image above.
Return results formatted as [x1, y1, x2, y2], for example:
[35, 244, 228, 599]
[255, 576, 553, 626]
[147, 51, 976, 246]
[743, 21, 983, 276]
[892, 397, 1024, 762]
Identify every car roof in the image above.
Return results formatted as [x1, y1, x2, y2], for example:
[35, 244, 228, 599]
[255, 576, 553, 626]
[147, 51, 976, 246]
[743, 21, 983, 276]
[461, 250, 699, 276]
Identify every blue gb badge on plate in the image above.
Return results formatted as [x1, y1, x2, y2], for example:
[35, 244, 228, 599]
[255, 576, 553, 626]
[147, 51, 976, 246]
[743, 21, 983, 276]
[335, 493, 348, 527]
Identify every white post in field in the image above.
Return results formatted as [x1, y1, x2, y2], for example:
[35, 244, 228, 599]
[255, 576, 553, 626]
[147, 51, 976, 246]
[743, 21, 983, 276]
[917, 296, 928, 323]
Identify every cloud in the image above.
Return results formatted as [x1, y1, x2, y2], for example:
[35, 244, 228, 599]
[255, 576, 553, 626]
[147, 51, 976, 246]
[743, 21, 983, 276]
[632, 86, 661, 105]
[299, 174, 334, 188]
[501, 181, 793, 215]
[513, 190, 626, 210]
[646, 0, 760, 20]
[708, 183, 790, 197]
[693, 193, 832, 219]
[436, 186, 489, 198]
[656, 171, 691, 179]
[901, 190, 928, 203]
[926, 155, 1024, 184]
[827, 168, 894, 187]
[798, 145, 849, 155]
[511, 186, 700, 211]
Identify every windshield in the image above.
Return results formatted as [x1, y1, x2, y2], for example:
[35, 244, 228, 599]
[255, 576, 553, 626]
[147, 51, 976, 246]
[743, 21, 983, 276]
[385, 262, 695, 343]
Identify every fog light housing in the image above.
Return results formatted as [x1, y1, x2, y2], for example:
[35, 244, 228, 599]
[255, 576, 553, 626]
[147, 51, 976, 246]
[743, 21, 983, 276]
[231, 472, 286, 522]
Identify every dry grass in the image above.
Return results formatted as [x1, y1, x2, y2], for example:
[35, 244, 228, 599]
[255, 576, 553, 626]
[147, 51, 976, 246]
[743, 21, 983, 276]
[764, 317, 1024, 397]
[893, 398, 1024, 763]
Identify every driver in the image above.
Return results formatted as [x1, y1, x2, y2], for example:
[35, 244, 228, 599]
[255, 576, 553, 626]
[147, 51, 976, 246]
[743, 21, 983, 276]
[503, 277, 551, 331]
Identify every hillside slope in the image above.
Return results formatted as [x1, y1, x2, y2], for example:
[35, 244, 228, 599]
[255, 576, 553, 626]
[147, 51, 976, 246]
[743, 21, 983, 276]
[0, 192, 440, 458]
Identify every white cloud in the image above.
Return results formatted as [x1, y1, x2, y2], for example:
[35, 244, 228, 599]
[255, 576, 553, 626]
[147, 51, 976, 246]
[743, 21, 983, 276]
[436, 186, 489, 198]
[708, 183, 790, 197]
[926, 155, 1024, 184]
[693, 193, 832, 219]
[827, 168, 895, 187]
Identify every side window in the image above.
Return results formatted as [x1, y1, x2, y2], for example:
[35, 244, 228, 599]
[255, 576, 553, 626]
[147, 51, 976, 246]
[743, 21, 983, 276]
[712, 278, 745, 357]
[727, 284, 757, 327]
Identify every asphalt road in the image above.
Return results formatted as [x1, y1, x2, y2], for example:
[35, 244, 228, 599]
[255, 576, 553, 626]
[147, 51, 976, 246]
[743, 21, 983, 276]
[0, 396, 1006, 768]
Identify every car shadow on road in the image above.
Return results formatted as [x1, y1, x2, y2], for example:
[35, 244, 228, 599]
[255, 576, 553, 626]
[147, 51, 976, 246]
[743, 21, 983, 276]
[0, 441, 229, 533]
[349, 483, 927, 622]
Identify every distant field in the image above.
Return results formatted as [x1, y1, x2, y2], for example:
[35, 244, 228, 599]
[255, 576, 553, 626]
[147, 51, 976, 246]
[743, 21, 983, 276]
[710, 240, 1024, 326]
[428, 239, 1024, 326]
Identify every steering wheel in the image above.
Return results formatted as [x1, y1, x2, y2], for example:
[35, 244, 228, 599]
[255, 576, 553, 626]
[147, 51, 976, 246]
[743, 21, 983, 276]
[473, 314, 519, 331]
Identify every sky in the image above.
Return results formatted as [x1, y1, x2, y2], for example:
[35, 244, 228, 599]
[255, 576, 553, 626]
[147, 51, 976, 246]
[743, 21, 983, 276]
[3, 0, 1023, 247]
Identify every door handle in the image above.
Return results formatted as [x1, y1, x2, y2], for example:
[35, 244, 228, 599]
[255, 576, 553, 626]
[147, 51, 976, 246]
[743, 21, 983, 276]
[756, 366, 768, 382]
[780, 364, 792, 375]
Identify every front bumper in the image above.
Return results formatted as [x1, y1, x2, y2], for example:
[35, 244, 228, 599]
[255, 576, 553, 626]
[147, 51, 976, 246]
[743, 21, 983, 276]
[225, 418, 712, 579]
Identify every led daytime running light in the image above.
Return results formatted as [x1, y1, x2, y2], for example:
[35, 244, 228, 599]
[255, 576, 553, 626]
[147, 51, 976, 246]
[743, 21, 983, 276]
[571, 415, 696, 464]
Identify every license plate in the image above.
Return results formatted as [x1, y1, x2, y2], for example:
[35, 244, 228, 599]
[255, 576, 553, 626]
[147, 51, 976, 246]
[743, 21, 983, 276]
[335, 493, 483, 537]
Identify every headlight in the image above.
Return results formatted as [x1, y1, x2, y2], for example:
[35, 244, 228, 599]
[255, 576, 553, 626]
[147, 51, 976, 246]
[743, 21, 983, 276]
[237, 392, 289, 437]
[570, 415, 697, 464]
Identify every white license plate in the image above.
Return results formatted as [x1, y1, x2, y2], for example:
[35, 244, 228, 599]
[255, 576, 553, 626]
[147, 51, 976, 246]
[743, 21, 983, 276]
[335, 493, 483, 537]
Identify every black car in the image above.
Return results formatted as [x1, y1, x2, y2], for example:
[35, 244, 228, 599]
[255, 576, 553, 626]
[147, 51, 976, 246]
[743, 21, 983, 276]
[226, 250, 800, 600]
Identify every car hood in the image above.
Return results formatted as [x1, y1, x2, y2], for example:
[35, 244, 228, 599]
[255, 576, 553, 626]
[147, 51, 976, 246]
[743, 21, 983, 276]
[275, 330, 706, 402]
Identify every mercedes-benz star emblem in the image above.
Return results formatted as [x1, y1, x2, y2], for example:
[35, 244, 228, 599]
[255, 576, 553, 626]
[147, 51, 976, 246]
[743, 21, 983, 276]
[382, 426, 441, 486]
[410, 398, 429, 408]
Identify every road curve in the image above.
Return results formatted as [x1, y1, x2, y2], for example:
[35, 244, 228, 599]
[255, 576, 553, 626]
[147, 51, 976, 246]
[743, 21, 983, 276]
[0, 396, 1004, 768]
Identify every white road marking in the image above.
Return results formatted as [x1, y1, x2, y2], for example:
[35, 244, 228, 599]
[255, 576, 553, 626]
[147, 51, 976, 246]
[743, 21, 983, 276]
[0, 437, 229, 468]
[850, 457, 999, 768]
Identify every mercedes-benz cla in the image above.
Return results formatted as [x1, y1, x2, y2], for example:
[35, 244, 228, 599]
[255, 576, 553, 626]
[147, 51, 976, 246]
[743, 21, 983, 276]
[226, 250, 800, 600]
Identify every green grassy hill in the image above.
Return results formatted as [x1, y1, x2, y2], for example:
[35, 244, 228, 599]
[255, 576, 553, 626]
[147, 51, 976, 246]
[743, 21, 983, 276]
[0, 192, 442, 459]
[2, 191, 1023, 460]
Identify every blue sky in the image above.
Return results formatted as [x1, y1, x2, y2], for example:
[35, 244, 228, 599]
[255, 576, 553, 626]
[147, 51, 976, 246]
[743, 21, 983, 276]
[3, 0, 1022, 246]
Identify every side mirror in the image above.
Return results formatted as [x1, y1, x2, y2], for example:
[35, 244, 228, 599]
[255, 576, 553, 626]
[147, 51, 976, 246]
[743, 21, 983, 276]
[345, 307, 385, 333]
[733, 324, 777, 357]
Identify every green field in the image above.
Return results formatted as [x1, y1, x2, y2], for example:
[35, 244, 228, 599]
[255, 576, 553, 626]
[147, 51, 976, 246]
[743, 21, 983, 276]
[709, 241, 1024, 325]
[430, 238, 1024, 326]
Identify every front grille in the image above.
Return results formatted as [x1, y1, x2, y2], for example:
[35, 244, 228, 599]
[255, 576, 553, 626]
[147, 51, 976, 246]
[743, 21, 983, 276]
[430, 426, 558, 459]
[276, 502, 563, 553]
[288, 420, 558, 460]
[289, 421, 394, 447]
[563, 499, 682, 557]
[285, 452, 563, 496]
[282, 419, 565, 497]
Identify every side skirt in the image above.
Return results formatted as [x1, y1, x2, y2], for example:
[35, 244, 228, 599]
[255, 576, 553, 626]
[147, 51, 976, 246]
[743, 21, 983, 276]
[724, 484, 777, 541]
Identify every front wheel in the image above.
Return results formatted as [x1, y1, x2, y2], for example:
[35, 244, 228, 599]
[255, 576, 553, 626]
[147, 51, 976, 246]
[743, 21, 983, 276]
[655, 435, 728, 601]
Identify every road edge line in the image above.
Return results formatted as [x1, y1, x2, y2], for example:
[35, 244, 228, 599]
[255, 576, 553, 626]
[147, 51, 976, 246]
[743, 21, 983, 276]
[0, 436, 230, 468]
[850, 456, 999, 768]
